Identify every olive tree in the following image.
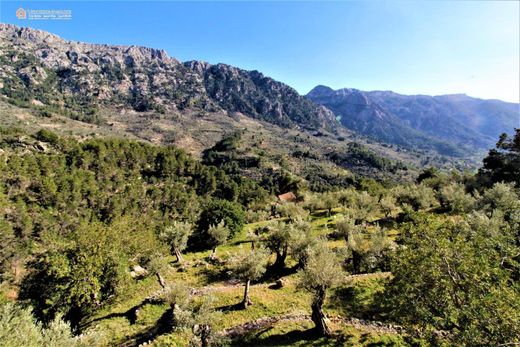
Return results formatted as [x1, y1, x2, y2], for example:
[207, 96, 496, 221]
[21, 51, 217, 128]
[0, 303, 101, 347]
[147, 253, 169, 289]
[480, 182, 520, 214]
[439, 183, 475, 214]
[322, 192, 339, 217]
[385, 213, 520, 345]
[341, 191, 378, 224]
[276, 202, 309, 221]
[207, 221, 229, 260]
[392, 184, 437, 211]
[158, 221, 193, 263]
[162, 286, 222, 347]
[228, 247, 270, 309]
[335, 216, 360, 242]
[265, 218, 313, 271]
[379, 195, 397, 218]
[347, 224, 394, 274]
[298, 241, 342, 336]
[288, 219, 316, 268]
[264, 221, 292, 271]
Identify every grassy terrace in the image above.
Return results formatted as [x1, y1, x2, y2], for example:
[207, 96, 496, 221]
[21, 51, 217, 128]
[83, 209, 405, 347]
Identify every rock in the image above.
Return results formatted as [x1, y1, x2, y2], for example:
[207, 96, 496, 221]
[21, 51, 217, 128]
[34, 141, 49, 152]
[130, 264, 148, 278]
[31, 99, 44, 106]
[0, 23, 338, 132]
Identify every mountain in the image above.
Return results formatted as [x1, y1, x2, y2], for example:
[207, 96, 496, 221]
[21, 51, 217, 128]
[0, 24, 337, 132]
[2, 24, 433, 186]
[307, 85, 519, 156]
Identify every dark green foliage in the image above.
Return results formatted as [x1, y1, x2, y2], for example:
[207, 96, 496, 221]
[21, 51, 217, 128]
[0, 128, 259, 324]
[34, 129, 60, 146]
[386, 213, 520, 345]
[328, 142, 406, 173]
[302, 164, 357, 192]
[260, 169, 303, 195]
[416, 167, 440, 183]
[206, 132, 242, 154]
[478, 129, 520, 187]
[195, 199, 245, 245]
[20, 222, 128, 326]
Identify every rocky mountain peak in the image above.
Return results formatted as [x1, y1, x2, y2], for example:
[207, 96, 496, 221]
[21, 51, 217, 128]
[0, 24, 337, 132]
[307, 85, 334, 98]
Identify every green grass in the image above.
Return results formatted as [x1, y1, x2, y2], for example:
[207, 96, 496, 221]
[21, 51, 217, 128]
[80, 212, 404, 346]
[232, 319, 409, 346]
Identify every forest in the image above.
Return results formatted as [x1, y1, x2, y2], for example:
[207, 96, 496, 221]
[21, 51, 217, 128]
[0, 127, 519, 346]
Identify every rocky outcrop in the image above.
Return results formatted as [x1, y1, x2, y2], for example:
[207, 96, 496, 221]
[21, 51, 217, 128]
[0, 23, 337, 131]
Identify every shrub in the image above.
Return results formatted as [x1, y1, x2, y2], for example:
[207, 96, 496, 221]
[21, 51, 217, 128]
[196, 199, 245, 243]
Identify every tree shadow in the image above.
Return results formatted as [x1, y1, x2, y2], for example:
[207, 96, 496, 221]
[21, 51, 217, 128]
[85, 295, 164, 327]
[215, 302, 244, 312]
[232, 327, 338, 346]
[261, 265, 297, 282]
[371, 216, 397, 229]
[328, 285, 389, 322]
[311, 210, 340, 219]
[267, 282, 284, 290]
[199, 264, 230, 285]
[118, 307, 174, 347]
[86, 303, 146, 326]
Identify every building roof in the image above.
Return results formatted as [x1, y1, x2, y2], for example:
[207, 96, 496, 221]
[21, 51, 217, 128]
[277, 192, 297, 202]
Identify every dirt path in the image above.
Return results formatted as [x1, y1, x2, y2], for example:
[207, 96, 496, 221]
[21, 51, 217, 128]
[198, 271, 392, 293]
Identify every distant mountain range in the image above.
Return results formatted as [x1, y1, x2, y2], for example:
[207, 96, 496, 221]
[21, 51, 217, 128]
[307, 85, 519, 156]
[1, 23, 518, 163]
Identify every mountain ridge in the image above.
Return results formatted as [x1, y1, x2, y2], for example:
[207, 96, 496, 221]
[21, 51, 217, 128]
[307, 85, 519, 156]
[0, 23, 338, 132]
[1, 23, 515, 166]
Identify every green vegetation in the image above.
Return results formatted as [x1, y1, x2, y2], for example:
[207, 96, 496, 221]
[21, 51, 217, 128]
[0, 303, 101, 346]
[297, 241, 342, 337]
[386, 211, 520, 345]
[478, 129, 520, 187]
[228, 247, 270, 309]
[158, 221, 194, 263]
[0, 127, 519, 346]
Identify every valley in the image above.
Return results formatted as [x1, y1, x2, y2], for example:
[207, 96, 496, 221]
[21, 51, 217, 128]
[0, 21, 519, 347]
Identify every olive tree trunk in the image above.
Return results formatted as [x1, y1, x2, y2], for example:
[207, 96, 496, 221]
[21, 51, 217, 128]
[311, 288, 331, 337]
[156, 272, 166, 289]
[173, 247, 183, 263]
[192, 324, 212, 347]
[242, 279, 253, 309]
[272, 248, 288, 271]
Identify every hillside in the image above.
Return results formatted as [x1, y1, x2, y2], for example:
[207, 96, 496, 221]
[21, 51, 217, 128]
[0, 24, 336, 131]
[0, 20, 519, 347]
[0, 127, 519, 347]
[0, 23, 461, 185]
[307, 85, 519, 156]
[0, 24, 486, 179]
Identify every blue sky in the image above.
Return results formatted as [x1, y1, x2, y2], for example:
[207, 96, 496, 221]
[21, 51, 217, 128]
[1, 1, 519, 102]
